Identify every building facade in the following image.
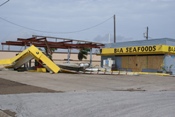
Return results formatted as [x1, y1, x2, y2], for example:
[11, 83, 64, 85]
[100, 38, 175, 74]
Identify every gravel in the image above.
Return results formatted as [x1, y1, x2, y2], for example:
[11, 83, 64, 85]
[0, 91, 175, 117]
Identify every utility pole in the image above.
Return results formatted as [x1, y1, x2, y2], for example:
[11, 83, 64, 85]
[108, 33, 110, 43]
[146, 26, 148, 40]
[144, 26, 149, 40]
[114, 15, 116, 43]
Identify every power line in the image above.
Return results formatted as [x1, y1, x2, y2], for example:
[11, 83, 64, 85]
[0, 0, 10, 7]
[0, 16, 113, 34]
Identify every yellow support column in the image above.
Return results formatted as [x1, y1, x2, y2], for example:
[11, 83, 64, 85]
[28, 45, 60, 73]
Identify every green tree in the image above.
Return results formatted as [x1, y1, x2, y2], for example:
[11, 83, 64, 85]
[78, 48, 90, 61]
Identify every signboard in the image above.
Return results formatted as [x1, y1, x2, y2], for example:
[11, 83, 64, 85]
[100, 45, 175, 55]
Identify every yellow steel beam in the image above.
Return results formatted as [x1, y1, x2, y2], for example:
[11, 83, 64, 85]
[13, 52, 33, 69]
[0, 47, 30, 65]
[0, 59, 11, 65]
[28, 45, 60, 73]
[10, 48, 30, 63]
[0, 45, 60, 73]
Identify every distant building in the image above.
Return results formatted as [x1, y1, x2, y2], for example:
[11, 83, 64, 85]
[99, 38, 175, 75]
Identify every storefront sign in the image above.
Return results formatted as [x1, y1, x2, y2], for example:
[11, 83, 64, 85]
[100, 45, 175, 55]
[168, 46, 175, 52]
[114, 45, 156, 53]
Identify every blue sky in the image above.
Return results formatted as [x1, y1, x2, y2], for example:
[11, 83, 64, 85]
[0, 0, 175, 44]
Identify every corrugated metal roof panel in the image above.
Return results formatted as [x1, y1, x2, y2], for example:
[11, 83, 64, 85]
[104, 38, 175, 48]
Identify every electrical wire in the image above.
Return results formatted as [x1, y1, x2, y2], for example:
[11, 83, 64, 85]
[0, 0, 9, 7]
[0, 16, 113, 34]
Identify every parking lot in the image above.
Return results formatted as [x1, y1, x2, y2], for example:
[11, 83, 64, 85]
[0, 70, 175, 92]
[0, 70, 175, 117]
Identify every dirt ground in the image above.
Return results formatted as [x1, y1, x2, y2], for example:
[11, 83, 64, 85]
[0, 70, 175, 117]
[0, 78, 62, 95]
[1, 70, 175, 92]
[0, 77, 62, 117]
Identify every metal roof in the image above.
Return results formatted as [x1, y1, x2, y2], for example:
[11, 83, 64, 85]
[105, 38, 175, 48]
